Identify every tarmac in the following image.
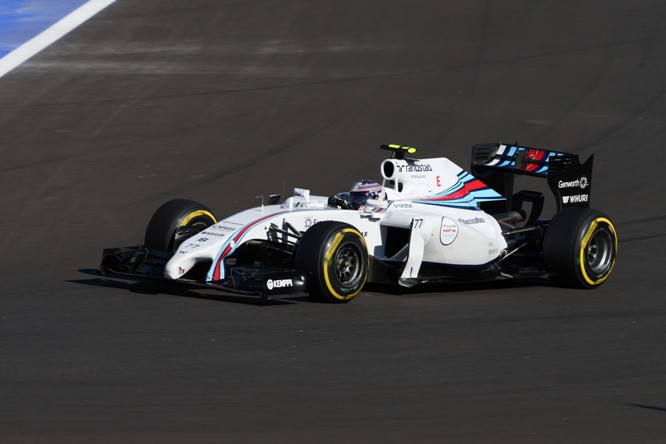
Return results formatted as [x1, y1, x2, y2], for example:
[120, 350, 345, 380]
[1, 1, 665, 442]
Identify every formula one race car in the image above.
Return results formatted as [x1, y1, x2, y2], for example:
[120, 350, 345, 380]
[100, 143, 618, 303]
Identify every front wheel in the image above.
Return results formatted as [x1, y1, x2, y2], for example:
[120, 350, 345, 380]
[294, 221, 369, 303]
[144, 199, 217, 253]
[543, 207, 618, 288]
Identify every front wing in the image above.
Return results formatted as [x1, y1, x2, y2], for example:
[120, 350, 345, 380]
[100, 246, 310, 300]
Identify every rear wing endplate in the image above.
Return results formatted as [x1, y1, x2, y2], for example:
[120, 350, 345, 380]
[471, 143, 594, 211]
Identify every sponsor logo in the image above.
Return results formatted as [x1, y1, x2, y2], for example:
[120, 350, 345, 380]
[440, 217, 458, 245]
[266, 279, 293, 290]
[210, 224, 238, 232]
[562, 194, 589, 204]
[201, 231, 229, 238]
[304, 217, 318, 228]
[396, 163, 433, 173]
[558, 176, 589, 190]
[458, 217, 485, 225]
[392, 203, 414, 209]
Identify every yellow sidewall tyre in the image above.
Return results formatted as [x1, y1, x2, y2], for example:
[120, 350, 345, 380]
[144, 199, 217, 253]
[543, 207, 617, 289]
[295, 221, 369, 303]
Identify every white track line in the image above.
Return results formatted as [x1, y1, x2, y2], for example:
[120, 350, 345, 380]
[0, 0, 116, 78]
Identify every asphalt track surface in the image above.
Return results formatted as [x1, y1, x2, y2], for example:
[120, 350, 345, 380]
[1, 1, 665, 443]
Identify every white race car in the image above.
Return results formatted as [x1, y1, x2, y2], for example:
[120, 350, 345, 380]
[101, 144, 618, 302]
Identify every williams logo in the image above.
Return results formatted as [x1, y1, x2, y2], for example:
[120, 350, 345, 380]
[440, 217, 459, 245]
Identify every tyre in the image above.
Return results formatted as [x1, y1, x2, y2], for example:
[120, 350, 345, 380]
[144, 199, 217, 253]
[543, 207, 617, 289]
[294, 221, 369, 303]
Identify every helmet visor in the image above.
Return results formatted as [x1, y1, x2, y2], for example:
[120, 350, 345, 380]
[350, 191, 378, 208]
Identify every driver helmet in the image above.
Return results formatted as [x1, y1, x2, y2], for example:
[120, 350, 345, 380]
[349, 180, 383, 209]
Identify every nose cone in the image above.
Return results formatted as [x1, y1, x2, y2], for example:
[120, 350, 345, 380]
[164, 255, 196, 280]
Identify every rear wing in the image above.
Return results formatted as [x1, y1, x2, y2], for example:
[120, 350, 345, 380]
[471, 143, 594, 212]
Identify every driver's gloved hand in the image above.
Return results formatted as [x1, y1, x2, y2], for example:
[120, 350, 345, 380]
[328, 195, 351, 209]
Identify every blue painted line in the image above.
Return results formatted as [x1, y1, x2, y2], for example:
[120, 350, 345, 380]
[0, 1, 88, 57]
[0, 0, 115, 78]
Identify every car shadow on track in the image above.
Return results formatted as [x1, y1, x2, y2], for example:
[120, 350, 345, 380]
[622, 403, 666, 413]
[365, 277, 551, 296]
[71, 270, 553, 305]
[69, 269, 301, 306]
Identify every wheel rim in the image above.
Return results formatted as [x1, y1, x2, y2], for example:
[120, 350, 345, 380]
[334, 243, 363, 286]
[586, 228, 613, 275]
[173, 219, 212, 251]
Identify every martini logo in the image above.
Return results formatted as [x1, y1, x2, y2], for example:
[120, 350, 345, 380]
[440, 217, 459, 245]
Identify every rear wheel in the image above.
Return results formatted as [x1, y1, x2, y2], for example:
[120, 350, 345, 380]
[294, 221, 369, 303]
[144, 199, 217, 253]
[543, 207, 617, 288]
